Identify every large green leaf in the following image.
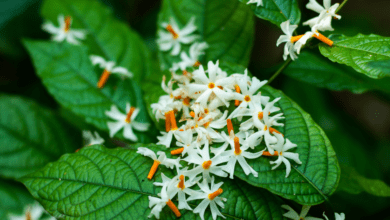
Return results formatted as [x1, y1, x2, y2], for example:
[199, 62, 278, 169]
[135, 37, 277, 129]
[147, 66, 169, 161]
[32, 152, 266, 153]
[231, 85, 340, 205]
[338, 165, 390, 197]
[21, 145, 287, 220]
[158, 0, 255, 70]
[319, 34, 390, 79]
[0, 95, 80, 179]
[240, 0, 301, 26]
[284, 51, 390, 94]
[0, 179, 34, 219]
[24, 40, 152, 143]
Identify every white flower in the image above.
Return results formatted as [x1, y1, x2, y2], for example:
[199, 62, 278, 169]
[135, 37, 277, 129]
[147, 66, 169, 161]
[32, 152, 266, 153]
[188, 61, 235, 106]
[105, 103, 150, 142]
[174, 130, 199, 156]
[158, 17, 199, 55]
[282, 205, 322, 220]
[157, 110, 183, 148]
[220, 132, 263, 178]
[42, 15, 86, 45]
[8, 202, 56, 220]
[323, 212, 345, 220]
[151, 95, 182, 121]
[187, 177, 227, 220]
[137, 147, 181, 180]
[237, 97, 284, 154]
[82, 130, 105, 146]
[277, 20, 299, 60]
[90, 55, 133, 78]
[173, 42, 209, 71]
[269, 133, 302, 178]
[184, 141, 229, 182]
[303, 0, 341, 32]
[229, 75, 267, 118]
[294, 31, 314, 54]
[154, 170, 201, 211]
[148, 183, 181, 219]
[246, 0, 263, 7]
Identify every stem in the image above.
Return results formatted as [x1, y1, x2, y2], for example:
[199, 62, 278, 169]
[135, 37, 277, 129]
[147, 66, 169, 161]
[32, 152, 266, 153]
[336, 0, 348, 13]
[267, 58, 292, 84]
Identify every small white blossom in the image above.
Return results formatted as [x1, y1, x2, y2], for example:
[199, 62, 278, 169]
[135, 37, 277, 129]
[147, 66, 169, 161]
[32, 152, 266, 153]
[282, 205, 322, 220]
[172, 42, 209, 71]
[158, 17, 199, 55]
[323, 212, 346, 220]
[294, 31, 314, 54]
[246, 0, 263, 7]
[82, 130, 105, 146]
[277, 20, 298, 60]
[42, 15, 86, 45]
[8, 202, 56, 220]
[105, 103, 150, 142]
[188, 61, 235, 106]
[187, 177, 227, 220]
[90, 55, 133, 78]
[303, 0, 341, 32]
[220, 132, 263, 178]
[229, 75, 267, 118]
[269, 133, 302, 178]
[148, 184, 174, 219]
[137, 147, 181, 170]
[184, 142, 229, 182]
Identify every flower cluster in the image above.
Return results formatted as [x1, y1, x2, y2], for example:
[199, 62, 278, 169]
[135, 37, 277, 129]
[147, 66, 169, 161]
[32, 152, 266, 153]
[140, 40, 302, 218]
[134, 14, 304, 220]
[276, 0, 342, 60]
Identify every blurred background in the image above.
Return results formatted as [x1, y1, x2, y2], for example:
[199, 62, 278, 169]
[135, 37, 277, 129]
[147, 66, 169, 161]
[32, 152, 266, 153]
[1, 0, 390, 219]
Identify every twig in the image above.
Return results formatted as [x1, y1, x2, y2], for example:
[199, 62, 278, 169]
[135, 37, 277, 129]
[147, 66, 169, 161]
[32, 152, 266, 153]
[267, 58, 292, 84]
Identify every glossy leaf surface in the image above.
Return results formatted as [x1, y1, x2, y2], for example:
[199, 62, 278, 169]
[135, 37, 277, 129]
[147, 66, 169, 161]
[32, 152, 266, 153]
[319, 34, 390, 79]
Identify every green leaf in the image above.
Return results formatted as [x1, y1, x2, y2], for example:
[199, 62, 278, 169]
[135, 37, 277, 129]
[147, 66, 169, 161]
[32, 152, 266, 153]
[338, 165, 390, 197]
[24, 40, 152, 143]
[283, 51, 390, 94]
[368, 59, 390, 75]
[240, 0, 301, 26]
[319, 34, 390, 79]
[21, 145, 287, 220]
[0, 179, 34, 219]
[233, 85, 340, 205]
[157, 0, 255, 70]
[0, 95, 80, 179]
